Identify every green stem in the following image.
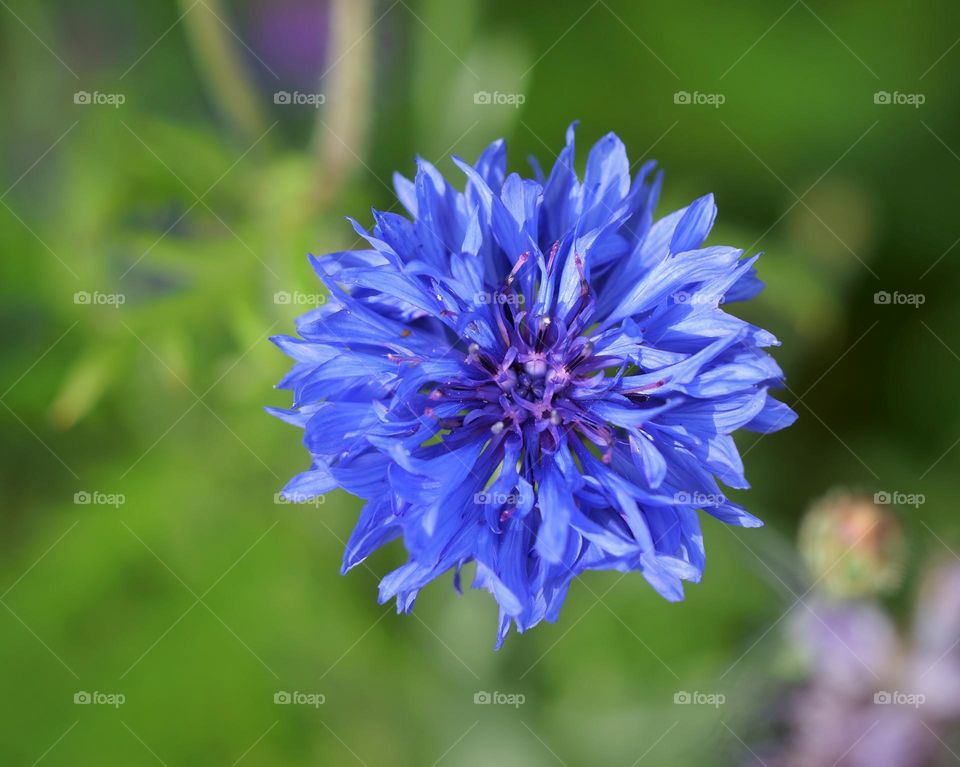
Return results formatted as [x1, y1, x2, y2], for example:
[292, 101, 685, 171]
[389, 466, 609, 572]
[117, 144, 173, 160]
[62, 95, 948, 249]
[311, 0, 375, 210]
[180, 0, 269, 144]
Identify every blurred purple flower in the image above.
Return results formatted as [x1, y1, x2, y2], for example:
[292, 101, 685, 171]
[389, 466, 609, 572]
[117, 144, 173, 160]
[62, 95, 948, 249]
[241, 0, 331, 90]
[759, 562, 960, 767]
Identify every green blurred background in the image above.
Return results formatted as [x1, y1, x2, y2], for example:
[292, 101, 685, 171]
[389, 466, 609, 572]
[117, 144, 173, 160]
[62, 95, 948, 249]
[2, 0, 959, 764]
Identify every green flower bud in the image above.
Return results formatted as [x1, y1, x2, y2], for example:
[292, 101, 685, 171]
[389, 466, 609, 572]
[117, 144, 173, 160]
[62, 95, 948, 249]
[799, 491, 906, 599]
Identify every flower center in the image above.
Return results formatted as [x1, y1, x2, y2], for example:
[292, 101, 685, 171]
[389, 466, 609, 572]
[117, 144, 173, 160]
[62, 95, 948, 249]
[422, 247, 621, 459]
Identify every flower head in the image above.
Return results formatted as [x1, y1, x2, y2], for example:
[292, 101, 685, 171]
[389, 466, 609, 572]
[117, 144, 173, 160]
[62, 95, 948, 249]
[799, 491, 906, 599]
[270, 124, 796, 647]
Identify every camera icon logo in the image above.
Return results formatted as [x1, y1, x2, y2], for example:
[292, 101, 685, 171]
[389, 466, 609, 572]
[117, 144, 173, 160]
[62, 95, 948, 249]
[874, 91, 891, 105]
[74, 91, 91, 105]
[74, 491, 91, 504]
[74, 291, 91, 304]
[274, 691, 292, 704]
[674, 91, 691, 105]
[874, 291, 891, 305]
[274, 91, 292, 105]
[874, 691, 892, 704]
[874, 491, 892, 505]
[74, 691, 92, 704]
[473, 91, 492, 105]
[674, 691, 691, 704]
[474, 691, 492, 704]
[274, 291, 292, 305]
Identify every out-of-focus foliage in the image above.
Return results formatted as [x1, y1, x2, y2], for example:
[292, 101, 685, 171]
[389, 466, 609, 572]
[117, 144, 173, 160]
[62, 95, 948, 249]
[2, 0, 959, 764]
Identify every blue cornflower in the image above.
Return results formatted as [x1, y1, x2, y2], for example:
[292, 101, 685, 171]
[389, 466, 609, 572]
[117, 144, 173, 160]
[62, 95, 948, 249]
[270, 124, 796, 648]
